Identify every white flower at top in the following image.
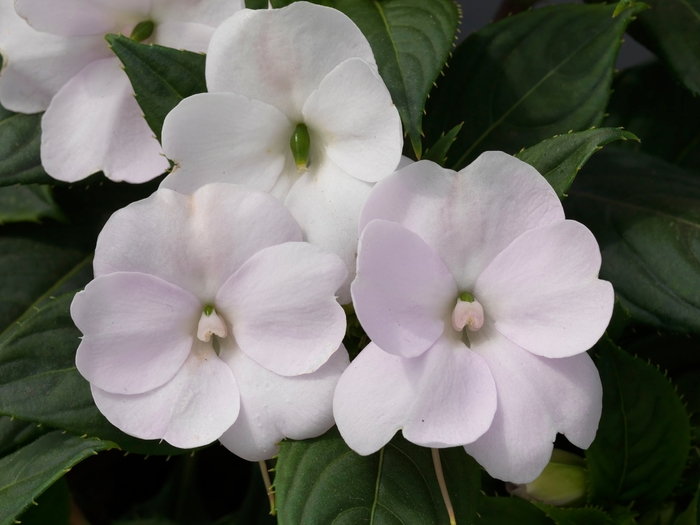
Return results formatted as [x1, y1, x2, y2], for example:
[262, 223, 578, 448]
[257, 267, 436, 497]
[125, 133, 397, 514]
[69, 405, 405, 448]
[160, 2, 404, 304]
[333, 152, 614, 483]
[71, 183, 349, 459]
[0, 0, 243, 183]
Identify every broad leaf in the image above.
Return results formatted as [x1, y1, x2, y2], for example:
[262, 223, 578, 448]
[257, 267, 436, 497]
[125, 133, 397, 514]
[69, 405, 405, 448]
[16, 478, 71, 525]
[565, 149, 700, 334]
[675, 483, 700, 525]
[586, 336, 691, 504]
[274, 427, 481, 524]
[516, 128, 639, 198]
[0, 431, 114, 525]
[0, 417, 47, 458]
[0, 293, 187, 456]
[424, 2, 647, 169]
[476, 497, 553, 525]
[424, 123, 463, 167]
[0, 185, 64, 225]
[533, 504, 614, 525]
[0, 103, 52, 187]
[106, 34, 207, 142]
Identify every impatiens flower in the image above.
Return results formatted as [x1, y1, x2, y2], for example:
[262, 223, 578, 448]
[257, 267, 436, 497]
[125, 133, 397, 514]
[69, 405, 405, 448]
[71, 183, 349, 459]
[159, 1, 404, 303]
[333, 152, 613, 483]
[0, 0, 243, 183]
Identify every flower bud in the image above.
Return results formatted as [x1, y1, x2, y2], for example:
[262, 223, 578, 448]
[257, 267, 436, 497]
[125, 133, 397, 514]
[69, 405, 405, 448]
[130, 20, 155, 43]
[290, 123, 311, 172]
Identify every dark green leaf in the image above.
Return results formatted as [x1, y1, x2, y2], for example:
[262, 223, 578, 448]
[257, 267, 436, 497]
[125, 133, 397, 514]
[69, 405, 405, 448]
[17, 477, 71, 525]
[0, 431, 113, 525]
[424, 123, 463, 167]
[0, 417, 48, 458]
[675, 483, 700, 525]
[424, 2, 647, 170]
[476, 497, 554, 525]
[604, 61, 700, 173]
[440, 447, 482, 525]
[515, 128, 639, 198]
[0, 293, 187, 456]
[534, 504, 614, 525]
[586, 336, 691, 504]
[106, 34, 207, 142]
[565, 149, 700, 334]
[0, 185, 64, 225]
[275, 426, 480, 524]
[0, 104, 52, 187]
[245, 0, 269, 7]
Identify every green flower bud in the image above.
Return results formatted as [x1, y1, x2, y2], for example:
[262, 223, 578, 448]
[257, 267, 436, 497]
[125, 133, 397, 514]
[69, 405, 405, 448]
[290, 123, 311, 172]
[130, 20, 155, 43]
[459, 292, 475, 303]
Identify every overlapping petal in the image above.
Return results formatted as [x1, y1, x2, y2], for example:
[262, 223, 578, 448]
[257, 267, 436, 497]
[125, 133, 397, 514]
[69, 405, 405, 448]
[153, 22, 216, 53]
[206, 2, 376, 120]
[151, 0, 244, 28]
[218, 343, 349, 461]
[463, 327, 602, 483]
[92, 342, 240, 450]
[352, 219, 457, 358]
[73, 272, 200, 395]
[333, 340, 497, 456]
[216, 242, 347, 376]
[476, 220, 615, 358]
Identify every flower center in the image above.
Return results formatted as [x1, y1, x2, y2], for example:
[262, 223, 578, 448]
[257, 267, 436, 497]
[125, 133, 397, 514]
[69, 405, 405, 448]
[452, 292, 484, 333]
[130, 20, 155, 42]
[197, 306, 228, 342]
[290, 123, 311, 173]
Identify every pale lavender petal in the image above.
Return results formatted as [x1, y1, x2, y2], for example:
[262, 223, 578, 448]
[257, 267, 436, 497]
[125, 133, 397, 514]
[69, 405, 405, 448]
[360, 153, 564, 291]
[464, 327, 603, 483]
[218, 342, 349, 461]
[92, 342, 240, 450]
[333, 340, 497, 456]
[73, 272, 200, 395]
[94, 184, 302, 303]
[216, 242, 346, 376]
[475, 220, 614, 358]
[352, 219, 457, 358]
[153, 22, 215, 53]
[151, 0, 243, 28]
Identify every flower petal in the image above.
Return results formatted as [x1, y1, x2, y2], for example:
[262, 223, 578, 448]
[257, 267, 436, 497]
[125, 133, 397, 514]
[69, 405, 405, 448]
[216, 242, 347, 377]
[464, 327, 603, 483]
[94, 184, 302, 303]
[15, 0, 150, 36]
[92, 342, 240, 449]
[475, 220, 614, 358]
[151, 0, 243, 28]
[284, 159, 373, 304]
[160, 93, 292, 194]
[218, 342, 349, 461]
[360, 153, 564, 291]
[206, 2, 375, 120]
[153, 22, 215, 53]
[73, 272, 200, 395]
[352, 219, 457, 358]
[302, 58, 402, 183]
[333, 340, 497, 456]
[40, 57, 169, 183]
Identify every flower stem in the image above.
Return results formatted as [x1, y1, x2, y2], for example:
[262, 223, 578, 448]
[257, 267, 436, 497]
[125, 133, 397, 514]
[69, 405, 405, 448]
[431, 448, 456, 525]
[259, 459, 276, 516]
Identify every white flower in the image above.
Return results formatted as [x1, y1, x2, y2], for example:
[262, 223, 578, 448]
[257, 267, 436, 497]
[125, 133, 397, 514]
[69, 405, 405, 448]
[160, 1, 404, 304]
[72, 183, 349, 459]
[333, 152, 613, 483]
[0, 0, 243, 183]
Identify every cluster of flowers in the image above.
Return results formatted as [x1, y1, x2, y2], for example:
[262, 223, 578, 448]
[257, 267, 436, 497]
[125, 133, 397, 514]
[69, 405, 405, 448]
[0, 0, 614, 483]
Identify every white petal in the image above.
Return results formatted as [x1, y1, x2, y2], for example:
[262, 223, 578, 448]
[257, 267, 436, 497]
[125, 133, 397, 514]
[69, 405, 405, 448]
[92, 342, 240, 450]
[40, 57, 169, 183]
[475, 220, 614, 358]
[360, 153, 565, 291]
[94, 184, 303, 303]
[218, 342, 349, 461]
[15, 0, 150, 36]
[333, 340, 497, 456]
[160, 93, 292, 194]
[0, 2, 109, 113]
[73, 272, 200, 395]
[153, 22, 215, 53]
[216, 242, 346, 377]
[352, 220, 457, 358]
[302, 58, 402, 183]
[151, 0, 243, 28]
[284, 159, 373, 304]
[206, 2, 376, 120]
[464, 327, 603, 483]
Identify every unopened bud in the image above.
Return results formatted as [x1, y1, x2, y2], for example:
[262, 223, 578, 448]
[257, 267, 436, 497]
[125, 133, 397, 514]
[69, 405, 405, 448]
[130, 20, 154, 42]
[290, 123, 311, 172]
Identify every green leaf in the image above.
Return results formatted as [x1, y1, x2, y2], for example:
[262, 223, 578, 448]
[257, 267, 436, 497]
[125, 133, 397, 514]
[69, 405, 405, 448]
[106, 34, 207, 142]
[533, 504, 614, 525]
[0, 104, 52, 188]
[516, 128, 639, 198]
[0, 293, 187, 456]
[604, 61, 700, 173]
[564, 149, 700, 334]
[0, 185, 64, 225]
[245, 0, 269, 7]
[0, 417, 48, 458]
[625, 0, 700, 95]
[0, 431, 114, 525]
[675, 483, 700, 525]
[586, 336, 691, 504]
[274, 427, 481, 524]
[423, 123, 463, 167]
[475, 497, 554, 525]
[424, 2, 647, 170]
[16, 477, 71, 525]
